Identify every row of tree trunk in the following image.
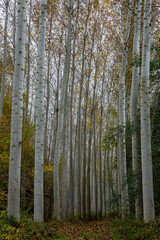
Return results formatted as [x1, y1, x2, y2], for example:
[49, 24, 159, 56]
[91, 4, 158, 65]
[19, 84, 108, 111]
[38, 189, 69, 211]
[1, 0, 155, 223]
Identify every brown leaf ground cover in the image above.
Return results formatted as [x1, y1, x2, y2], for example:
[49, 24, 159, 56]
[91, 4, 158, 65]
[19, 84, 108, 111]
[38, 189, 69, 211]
[1, 210, 160, 239]
[0, 210, 111, 239]
[53, 220, 111, 239]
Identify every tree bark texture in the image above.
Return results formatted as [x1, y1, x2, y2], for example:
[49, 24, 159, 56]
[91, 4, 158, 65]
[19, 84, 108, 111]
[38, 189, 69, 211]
[34, 0, 47, 222]
[140, 0, 155, 223]
[8, 0, 27, 220]
[130, 0, 143, 219]
[118, 0, 133, 218]
[0, 0, 9, 119]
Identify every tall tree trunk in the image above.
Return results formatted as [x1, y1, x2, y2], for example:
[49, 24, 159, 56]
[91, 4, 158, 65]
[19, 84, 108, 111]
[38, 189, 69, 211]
[0, 0, 9, 119]
[117, 139, 122, 216]
[87, 79, 95, 221]
[8, 0, 27, 220]
[68, 0, 79, 219]
[118, 0, 133, 218]
[76, 1, 91, 220]
[61, 0, 73, 220]
[54, 0, 73, 219]
[51, 48, 61, 161]
[44, 7, 53, 220]
[104, 149, 111, 215]
[103, 150, 107, 217]
[93, 110, 98, 219]
[130, 0, 143, 219]
[25, 0, 32, 122]
[13, 0, 16, 65]
[91, 61, 98, 219]
[140, 0, 155, 223]
[85, 23, 96, 221]
[34, 0, 47, 222]
[21, 0, 32, 210]
[76, 35, 86, 219]
[98, 66, 105, 218]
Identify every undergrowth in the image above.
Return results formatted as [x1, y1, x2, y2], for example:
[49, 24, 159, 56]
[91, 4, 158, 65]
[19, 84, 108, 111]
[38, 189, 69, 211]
[0, 209, 160, 240]
[109, 216, 160, 240]
[0, 210, 62, 240]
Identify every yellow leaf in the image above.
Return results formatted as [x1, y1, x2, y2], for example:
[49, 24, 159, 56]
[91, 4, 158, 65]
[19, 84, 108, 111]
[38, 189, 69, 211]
[44, 166, 53, 172]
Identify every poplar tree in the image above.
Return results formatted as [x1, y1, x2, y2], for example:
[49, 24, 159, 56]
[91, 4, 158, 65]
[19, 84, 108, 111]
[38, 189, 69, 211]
[140, 0, 155, 222]
[34, 0, 47, 222]
[8, 0, 27, 220]
[130, 0, 143, 219]
[54, 0, 73, 219]
[0, 0, 9, 119]
[118, 0, 133, 218]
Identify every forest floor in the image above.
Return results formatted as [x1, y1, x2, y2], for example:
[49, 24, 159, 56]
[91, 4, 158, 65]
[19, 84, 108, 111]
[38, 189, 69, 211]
[0, 209, 160, 239]
[51, 219, 111, 239]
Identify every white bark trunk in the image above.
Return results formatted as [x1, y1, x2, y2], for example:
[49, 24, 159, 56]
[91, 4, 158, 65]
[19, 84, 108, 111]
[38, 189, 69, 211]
[54, 0, 73, 219]
[92, 63, 98, 219]
[140, 0, 155, 222]
[130, 0, 143, 219]
[8, 0, 27, 220]
[34, 0, 47, 222]
[61, 0, 73, 219]
[13, 0, 16, 65]
[0, 0, 9, 119]
[68, 2, 80, 219]
[119, 0, 133, 218]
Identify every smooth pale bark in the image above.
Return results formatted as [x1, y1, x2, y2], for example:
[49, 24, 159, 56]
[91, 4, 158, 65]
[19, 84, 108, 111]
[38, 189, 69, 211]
[62, 96, 69, 219]
[85, 55, 98, 220]
[86, 113, 91, 221]
[140, 0, 155, 223]
[68, 1, 79, 219]
[76, 18, 89, 220]
[98, 131, 103, 218]
[93, 112, 98, 219]
[87, 87, 95, 221]
[54, 0, 73, 219]
[82, 22, 96, 222]
[117, 139, 122, 216]
[98, 68, 105, 218]
[21, 0, 32, 208]
[103, 151, 107, 216]
[85, 36, 95, 221]
[104, 116, 111, 216]
[8, 0, 27, 220]
[25, 0, 32, 122]
[44, 22, 51, 162]
[34, 0, 47, 222]
[91, 62, 98, 219]
[68, 53, 75, 218]
[76, 35, 86, 219]
[51, 49, 61, 161]
[61, 0, 73, 220]
[53, 60, 61, 219]
[0, 0, 9, 119]
[73, 123, 78, 212]
[104, 150, 111, 215]
[76, 1, 91, 220]
[118, 0, 133, 218]
[13, 0, 16, 65]
[109, 147, 115, 205]
[130, 0, 143, 219]
[44, 9, 53, 220]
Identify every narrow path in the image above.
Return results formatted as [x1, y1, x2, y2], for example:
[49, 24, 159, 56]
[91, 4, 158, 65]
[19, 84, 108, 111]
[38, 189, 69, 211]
[55, 220, 111, 239]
